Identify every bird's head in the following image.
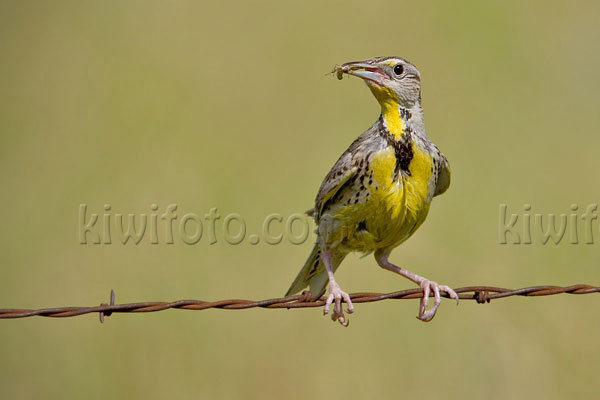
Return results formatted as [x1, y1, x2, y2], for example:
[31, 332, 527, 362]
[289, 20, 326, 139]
[335, 56, 422, 109]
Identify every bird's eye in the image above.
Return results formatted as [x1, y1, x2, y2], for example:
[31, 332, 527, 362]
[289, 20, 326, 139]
[393, 64, 404, 75]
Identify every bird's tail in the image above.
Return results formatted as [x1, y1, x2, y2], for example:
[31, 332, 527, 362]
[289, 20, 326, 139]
[285, 243, 342, 300]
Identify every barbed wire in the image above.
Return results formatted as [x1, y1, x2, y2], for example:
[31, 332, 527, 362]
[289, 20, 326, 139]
[0, 284, 597, 322]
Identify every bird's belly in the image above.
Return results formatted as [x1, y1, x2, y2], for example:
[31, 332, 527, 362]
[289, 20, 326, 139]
[330, 146, 434, 253]
[335, 181, 430, 252]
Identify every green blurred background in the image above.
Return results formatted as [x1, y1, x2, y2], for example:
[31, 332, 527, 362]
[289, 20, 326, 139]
[1, 0, 599, 398]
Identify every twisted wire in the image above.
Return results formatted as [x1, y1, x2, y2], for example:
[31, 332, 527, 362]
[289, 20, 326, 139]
[0, 284, 597, 322]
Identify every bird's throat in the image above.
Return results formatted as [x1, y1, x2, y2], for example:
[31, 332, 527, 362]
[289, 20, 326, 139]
[381, 102, 408, 140]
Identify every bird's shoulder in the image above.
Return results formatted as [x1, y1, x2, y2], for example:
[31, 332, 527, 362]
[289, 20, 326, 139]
[308, 120, 386, 219]
[433, 150, 451, 197]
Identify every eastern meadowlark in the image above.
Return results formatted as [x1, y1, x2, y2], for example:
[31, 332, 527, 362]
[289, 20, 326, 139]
[285, 56, 458, 325]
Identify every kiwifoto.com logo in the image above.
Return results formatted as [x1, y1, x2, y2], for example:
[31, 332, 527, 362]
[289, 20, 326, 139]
[499, 203, 599, 244]
[79, 204, 314, 245]
[80, 203, 600, 246]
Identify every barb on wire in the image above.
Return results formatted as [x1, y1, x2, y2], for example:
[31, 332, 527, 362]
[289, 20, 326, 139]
[0, 284, 597, 321]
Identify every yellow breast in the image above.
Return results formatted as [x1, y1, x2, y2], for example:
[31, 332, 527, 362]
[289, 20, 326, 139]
[331, 141, 434, 253]
[330, 106, 436, 253]
[370, 143, 433, 246]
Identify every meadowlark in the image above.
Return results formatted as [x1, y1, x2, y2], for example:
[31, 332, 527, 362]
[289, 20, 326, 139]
[285, 56, 458, 326]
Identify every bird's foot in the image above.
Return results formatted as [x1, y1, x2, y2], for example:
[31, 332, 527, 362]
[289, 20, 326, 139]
[417, 279, 459, 322]
[323, 281, 354, 327]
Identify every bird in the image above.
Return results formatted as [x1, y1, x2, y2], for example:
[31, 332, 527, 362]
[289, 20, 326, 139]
[285, 56, 458, 326]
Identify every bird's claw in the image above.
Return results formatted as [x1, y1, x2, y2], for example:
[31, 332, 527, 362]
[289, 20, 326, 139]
[416, 279, 459, 322]
[323, 281, 354, 327]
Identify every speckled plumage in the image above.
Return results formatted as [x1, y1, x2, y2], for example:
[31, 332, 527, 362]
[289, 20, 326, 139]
[286, 57, 457, 325]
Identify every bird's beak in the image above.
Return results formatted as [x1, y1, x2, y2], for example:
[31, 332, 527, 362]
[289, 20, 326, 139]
[338, 61, 386, 86]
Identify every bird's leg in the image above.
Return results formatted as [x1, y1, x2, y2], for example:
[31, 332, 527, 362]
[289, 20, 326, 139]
[322, 250, 354, 326]
[374, 250, 458, 322]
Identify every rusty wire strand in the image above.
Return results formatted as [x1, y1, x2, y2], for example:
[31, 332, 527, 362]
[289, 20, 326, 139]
[0, 284, 598, 322]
